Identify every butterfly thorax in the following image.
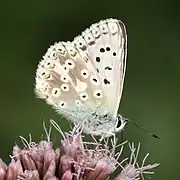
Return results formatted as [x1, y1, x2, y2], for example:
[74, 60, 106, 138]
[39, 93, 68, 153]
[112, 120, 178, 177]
[81, 112, 117, 136]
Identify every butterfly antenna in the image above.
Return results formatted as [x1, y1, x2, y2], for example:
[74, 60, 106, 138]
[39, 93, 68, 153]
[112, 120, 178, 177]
[127, 119, 160, 139]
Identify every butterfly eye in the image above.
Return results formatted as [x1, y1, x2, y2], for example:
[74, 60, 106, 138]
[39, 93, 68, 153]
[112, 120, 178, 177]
[80, 69, 89, 79]
[52, 88, 61, 97]
[65, 60, 75, 69]
[115, 115, 128, 132]
[61, 84, 70, 92]
[116, 118, 122, 128]
[79, 92, 88, 101]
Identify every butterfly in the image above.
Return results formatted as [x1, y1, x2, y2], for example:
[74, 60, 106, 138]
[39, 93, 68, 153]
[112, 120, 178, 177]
[35, 18, 128, 137]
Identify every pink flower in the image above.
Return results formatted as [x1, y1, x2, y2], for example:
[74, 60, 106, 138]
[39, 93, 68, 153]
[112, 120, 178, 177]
[0, 120, 159, 180]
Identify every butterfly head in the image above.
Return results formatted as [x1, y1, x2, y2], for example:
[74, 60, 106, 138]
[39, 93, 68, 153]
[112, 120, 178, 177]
[115, 114, 128, 133]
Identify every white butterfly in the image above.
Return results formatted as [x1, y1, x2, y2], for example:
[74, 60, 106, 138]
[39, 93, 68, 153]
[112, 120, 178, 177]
[35, 18, 128, 137]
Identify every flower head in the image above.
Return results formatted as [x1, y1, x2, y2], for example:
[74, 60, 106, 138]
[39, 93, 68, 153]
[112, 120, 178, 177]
[0, 120, 159, 180]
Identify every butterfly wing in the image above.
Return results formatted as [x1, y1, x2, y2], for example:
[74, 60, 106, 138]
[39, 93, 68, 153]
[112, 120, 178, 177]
[73, 19, 127, 118]
[35, 41, 106, 123]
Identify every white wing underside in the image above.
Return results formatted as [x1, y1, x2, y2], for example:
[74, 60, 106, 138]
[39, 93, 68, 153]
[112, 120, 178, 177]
[35, 18, 127, 126]
[73, 19, 127, 117]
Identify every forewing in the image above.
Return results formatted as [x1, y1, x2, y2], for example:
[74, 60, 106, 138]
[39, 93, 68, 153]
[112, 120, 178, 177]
[73, 19, 127, 117]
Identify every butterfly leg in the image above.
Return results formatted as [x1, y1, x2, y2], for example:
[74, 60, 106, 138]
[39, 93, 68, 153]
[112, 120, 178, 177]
[99, 131, 116, 141]
[110, 133, 118, 155]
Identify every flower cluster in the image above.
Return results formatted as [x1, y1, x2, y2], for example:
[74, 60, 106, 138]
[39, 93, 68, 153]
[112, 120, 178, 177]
[0, 120, 159, 180]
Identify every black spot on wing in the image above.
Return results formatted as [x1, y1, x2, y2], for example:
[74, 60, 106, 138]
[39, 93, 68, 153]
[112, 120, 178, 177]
[105, 66, 112, 70]
[104, 79, 110, 85]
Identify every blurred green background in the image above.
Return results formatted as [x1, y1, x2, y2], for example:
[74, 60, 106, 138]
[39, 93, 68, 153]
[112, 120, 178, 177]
[1, 0, 180, 179]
